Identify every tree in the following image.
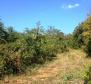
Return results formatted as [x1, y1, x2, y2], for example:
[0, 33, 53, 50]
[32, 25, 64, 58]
[72, 23, 84, 48]
[82, 15, 91, 44]
[6, 27, 19, 42]
[0, 20, 8, 43]
[47, 26, 64, 37]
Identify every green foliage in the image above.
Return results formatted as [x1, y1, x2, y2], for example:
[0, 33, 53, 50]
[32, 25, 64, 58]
[78, 15, 91, 84]
[85, 37, 91, 56]
[0, 21, 8, 43]
[0, 21, 68, 79]
[84, 67, 91, 84]
[73, 23, 84, 48]
[6, 27, 19, 42]
[1, 14, 91, 79]
[72, 15, 91, 49]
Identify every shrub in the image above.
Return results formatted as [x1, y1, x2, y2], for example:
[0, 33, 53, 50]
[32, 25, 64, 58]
[85, 37, 91, 57]
[84, 67, 91, 84]
[0, 21, 68, 79]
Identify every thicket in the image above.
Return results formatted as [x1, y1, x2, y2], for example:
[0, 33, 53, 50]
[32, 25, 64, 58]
[0, 21, 68, 78]
[71, 14, 91, 83]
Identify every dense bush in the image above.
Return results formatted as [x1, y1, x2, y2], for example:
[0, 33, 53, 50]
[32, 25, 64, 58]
[72, 15, 91, 49]
[72, 23, 84, 48]
[85, 37, 91, 57]
[0, 21, 68, 78]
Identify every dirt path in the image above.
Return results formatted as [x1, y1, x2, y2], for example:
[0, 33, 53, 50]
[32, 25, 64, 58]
[1, 49, 91, 84]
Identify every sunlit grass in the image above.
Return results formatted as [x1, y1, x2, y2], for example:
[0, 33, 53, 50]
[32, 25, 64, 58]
[0, 49, 91, 84]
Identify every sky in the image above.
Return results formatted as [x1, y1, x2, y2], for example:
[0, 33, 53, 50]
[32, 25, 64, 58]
[0, 0, 91, 34]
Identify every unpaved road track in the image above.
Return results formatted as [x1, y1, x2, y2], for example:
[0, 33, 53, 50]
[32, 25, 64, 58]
[1, 49, 91, 84]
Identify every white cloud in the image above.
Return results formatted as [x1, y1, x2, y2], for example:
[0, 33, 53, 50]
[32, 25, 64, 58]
[62, 3, 80, 9]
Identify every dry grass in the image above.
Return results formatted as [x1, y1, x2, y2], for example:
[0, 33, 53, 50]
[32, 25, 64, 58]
[0, 49, 91, 84]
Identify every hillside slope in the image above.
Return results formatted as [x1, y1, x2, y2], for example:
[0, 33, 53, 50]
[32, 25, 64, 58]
[1, 49, 91, 84]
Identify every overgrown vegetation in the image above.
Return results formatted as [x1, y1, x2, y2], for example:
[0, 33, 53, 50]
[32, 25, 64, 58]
[0, 14, 91, 83]
[0, 20, 68, 78]
[72, 15, 91, 84]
